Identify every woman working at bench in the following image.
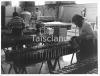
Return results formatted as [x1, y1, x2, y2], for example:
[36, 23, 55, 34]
[72, 14, 96, 62]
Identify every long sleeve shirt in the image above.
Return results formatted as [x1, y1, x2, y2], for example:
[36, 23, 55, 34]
[79, 21, 95, 39]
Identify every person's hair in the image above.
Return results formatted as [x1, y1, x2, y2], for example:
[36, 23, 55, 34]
[72, 14, 84, 28]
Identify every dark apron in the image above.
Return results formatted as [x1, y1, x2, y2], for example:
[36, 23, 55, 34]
[76, 38, 97, 62]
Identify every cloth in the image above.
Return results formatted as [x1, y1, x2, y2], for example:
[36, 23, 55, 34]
[79, 21, 95, 39]
[35, 11, 42, 20]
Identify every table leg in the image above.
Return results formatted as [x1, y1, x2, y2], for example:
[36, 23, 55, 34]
[70, 53, 74, 65]
[1, 65, 5, 74]
[39, 62, 44, 74]
[58, 59, 61, 69]
[52, 58, 58, 70]
[8, 64, 13, 74]
[1, 64, 13, 74]
[13, 65, 27, 74]
[20, 67, 27, 74]
[13, 65, 19, 74]
[47, 57, 60, 73]
[47, 60, 53, 73]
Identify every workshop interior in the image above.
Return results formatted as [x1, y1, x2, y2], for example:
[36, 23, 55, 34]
[1, 0, 98, 74]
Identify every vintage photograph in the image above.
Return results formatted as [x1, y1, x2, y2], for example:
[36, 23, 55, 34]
[1, 0, 98, 74]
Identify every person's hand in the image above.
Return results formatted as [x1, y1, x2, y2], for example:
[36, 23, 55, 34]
[70, 36, 80, 49]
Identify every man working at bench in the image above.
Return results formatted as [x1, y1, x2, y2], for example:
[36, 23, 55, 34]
[72, 14, 96, 62]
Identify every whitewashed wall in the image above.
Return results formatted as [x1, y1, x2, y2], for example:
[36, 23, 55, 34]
[59, 3, 97, 22]
[36, 5, 56, 17]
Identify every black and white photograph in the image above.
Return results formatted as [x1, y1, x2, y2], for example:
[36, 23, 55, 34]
[1, 0, 98, 74]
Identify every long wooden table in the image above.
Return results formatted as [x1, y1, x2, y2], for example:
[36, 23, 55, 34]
[1, 40, 78, 74]
[1, 24, 77, 73]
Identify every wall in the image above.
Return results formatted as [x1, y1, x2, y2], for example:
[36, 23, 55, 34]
[36, 5, 56, 17]
[59, 3, 97, 23]
[37, 3, 97, 23]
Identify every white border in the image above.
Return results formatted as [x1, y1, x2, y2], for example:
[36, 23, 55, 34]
[0, 0, 99, 76]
